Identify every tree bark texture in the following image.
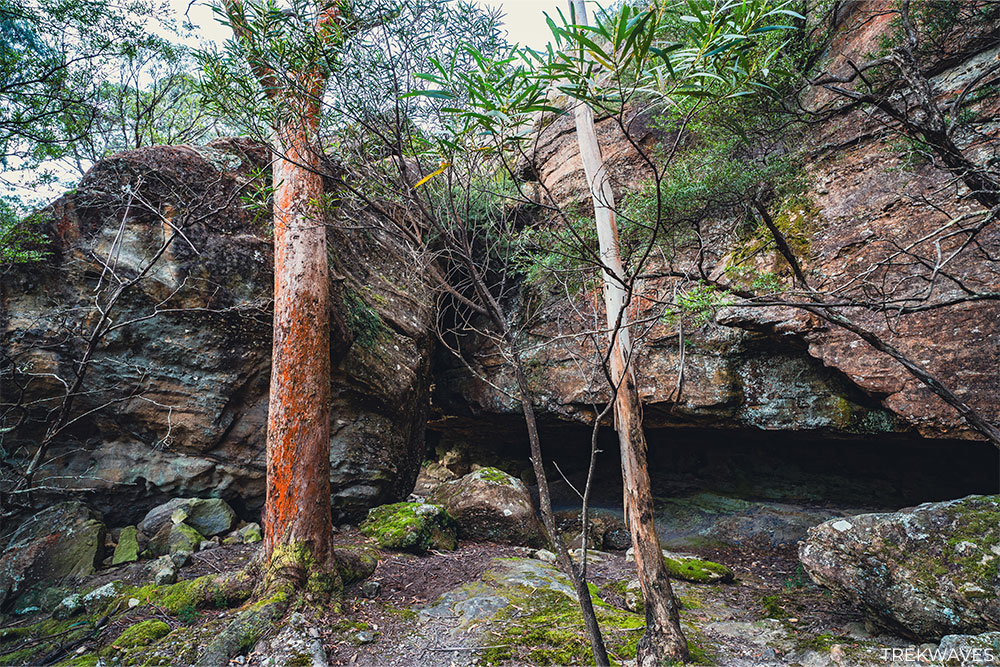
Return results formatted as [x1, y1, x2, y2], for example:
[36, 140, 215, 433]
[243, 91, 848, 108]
[262, 110, 335, 571]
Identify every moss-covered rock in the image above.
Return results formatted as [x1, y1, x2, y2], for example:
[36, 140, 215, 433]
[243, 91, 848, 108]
[125, 573, 251, 615]
[336, 546, 379, 584]
[112, 526, 140, 565]
[663, 554, 734, 584]
[360, 502, 457, 553]
[800, 495, 1000, 640]
[238, 523, 262, 544]
[149, 522, 205, 557]
[0, 502, 106, 611]
[474, 559, 646, 665]
[430, 468, 546, 547]
[82, 580, 123, 613]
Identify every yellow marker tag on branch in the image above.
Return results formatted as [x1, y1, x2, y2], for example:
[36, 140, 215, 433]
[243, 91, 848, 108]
[414, 162, 451, 188]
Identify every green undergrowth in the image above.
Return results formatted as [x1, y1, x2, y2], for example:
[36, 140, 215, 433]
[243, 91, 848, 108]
[728, 194, 820, 278]
[0, 617, 97, 665]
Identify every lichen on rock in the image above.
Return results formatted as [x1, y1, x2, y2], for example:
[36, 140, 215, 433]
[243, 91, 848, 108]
[800, 495, 1000, 640]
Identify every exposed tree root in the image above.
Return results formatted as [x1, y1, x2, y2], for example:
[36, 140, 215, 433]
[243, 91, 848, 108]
[194, 544, 378, 665]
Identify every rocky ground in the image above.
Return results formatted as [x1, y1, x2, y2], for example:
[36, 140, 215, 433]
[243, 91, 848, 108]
[0, 530, 962, 667]
[3, 469, 999, 666]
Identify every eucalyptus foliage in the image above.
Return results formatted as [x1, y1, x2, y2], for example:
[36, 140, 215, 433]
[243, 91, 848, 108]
[198, 0, 508, 164]
[412, 0, 803, 149]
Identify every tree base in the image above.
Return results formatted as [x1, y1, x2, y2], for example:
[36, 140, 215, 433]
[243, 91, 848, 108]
[636, 627, 690, 667]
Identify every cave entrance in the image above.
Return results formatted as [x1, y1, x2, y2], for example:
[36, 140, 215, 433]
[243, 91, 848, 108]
[425, 421, 1000, 550]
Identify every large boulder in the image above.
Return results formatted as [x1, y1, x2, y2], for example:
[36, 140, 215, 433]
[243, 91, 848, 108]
[431, 467, 546, 547]
[1, 140, 435, 526]
[139, 497, 236, 537]
[0, 502, 106, 611]
[800, 495, 1000, 640]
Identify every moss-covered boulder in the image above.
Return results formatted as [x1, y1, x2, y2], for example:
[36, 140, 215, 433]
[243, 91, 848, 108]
[126, 573, 252, 615]
[149, 522, 204, 556]
[0, 502, 105, 612]
[360, 502, 457, 553]
[139, 497, 237, 538]
[663, 554, 734, 584]
[430, 467, 546, 547]
[112, 526, 140, 565]
[337, 546, 380, 584]
[800, 495, 1000, 640]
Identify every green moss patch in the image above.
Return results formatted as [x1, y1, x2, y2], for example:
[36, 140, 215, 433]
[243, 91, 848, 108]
[110, 619, 171, 650]
[477, 560, 646, 665]
[125, 575, 250, 616]
[473, 467, 515, 485]
[664, 556, 734, 584]
[0, 617, 95, 664]
[360, 502, 458, 553]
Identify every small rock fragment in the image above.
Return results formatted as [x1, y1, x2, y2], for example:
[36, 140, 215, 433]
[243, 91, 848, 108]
[624, 579, 643, 613]
[171, 550, 193, 567]
[155, 566, 177, 585]
[54, 594, 85, 619]
[360, 581, 381, 599]
[239, 522, 262, 544]
[83, 580, 123, 611]
[533, 549, 557, 563]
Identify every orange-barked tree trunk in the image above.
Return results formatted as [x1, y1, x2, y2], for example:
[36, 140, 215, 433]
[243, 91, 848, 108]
[222, 0, 342, 589]
[262, 108, 337, 584]
[568, 1, 689, 662]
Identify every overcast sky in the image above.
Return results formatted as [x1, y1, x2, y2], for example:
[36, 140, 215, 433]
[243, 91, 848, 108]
[171, 0, 567, 49]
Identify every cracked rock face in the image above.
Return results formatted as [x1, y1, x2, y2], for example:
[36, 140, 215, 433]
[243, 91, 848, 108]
[799, 495, 1000, 641]
[0, 502, 106, 612]
[1, 139, 434, 525]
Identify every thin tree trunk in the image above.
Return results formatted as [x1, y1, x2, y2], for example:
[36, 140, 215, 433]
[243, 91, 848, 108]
[262, 112, 336, 582]
[459, 250, 610, 665]
[507, 342, 611, 667]
[569, 1, 688, 662]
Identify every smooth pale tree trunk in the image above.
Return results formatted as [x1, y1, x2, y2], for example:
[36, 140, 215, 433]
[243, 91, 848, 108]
[569, 1, 689, 662]
[262, 108, 337, 584]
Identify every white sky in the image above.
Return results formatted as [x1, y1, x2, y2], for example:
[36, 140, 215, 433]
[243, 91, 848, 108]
[459, 0, 568, 49]
[171, 0, 567, 50]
